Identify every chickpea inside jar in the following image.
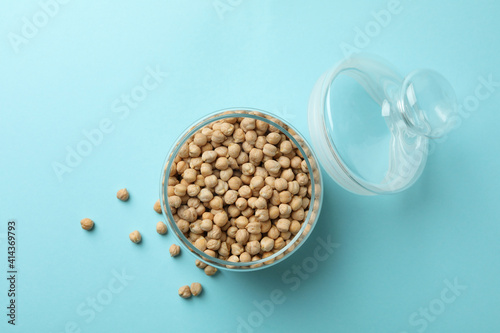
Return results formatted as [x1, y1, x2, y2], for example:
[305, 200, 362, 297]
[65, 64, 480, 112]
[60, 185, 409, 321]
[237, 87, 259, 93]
[161, 109, 323, 271]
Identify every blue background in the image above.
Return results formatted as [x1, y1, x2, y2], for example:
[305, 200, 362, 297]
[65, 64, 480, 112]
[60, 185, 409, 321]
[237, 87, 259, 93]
[1, 1, 499, 332]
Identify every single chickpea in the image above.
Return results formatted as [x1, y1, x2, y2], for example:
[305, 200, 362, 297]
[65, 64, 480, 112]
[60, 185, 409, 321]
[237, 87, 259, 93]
[240, 252, 252, 262]
[249, 148, 264, 165]
[231, 243, 244, 256]
[268, 225, 280, 239]
[274, 178, 288, 191]
[299, 186, 308, 198]
[240, 174, 252, 185]
[80, 218, 94, 230]
[254, 167, 268, 179]
[301, 160, 309, 173]
[156, 221, 168, 235]
[228, 157, 239, 169]
[154, 199, 163, 213]
[281, 169, 295, 182]
[247, 197, 257, 209]
[274, 237, 286, 250]
[255, 120, 269, 133]
[228, 143, 241, 158]
[290, 156, 302, 169]
[277, 156, 291, 169]
[265, 176, 276, 189]
[245, 130, 258, 145]
[241, 163, 256, 176]
[215, 157, 229, 170]
[279, 204, 292, 217]
[245, 240, 261, 255]
[270, 190, 281, 206]
[204, 175, 218, 188]
[190, 221, 203, 235]
[289, 220, 301, 234]
[254, 197, 267, 209]
[255, 209, 269, 222]
[190, 282, 203, 297]
[178, 143, 189, 158]
[194, 133, 207, 146]
[213, 212, 228, 227]
[233, 128, 245, 143]
[235, 197, 248, 210]
[220, 168, 233, 181]
[194, 237, 207, 251]
[209, 196, 223, 210]
[200, 219, 213, 232]
[187, 184, 201, 197]
[280, 231, 292, 240]
[177, 219, 190, 233]
[296, 173, 309, 186]
[116, 188, 129, 201]
[195, 175, 206, 187]
[198, 188, 214, 203]
[248, 233, 262, 242]
[235, 229, 250, 244]
[249, 176, 265, 191]
[240, 118, 256, 131]
[220, 122, 235, 136]
[174, 184, 187, 197]
[255, 136, 267, 149]
[214, 146, 228, 157]
[178, 285, 191, 298]
[195, 259, 207, 269]
[279, 191, 292, 204]
[276, 219, 291, 232]
[222, 190, 238, 205]
[264, 160, 281, 175]
[211, 130, 226, 143]
[188, 144, 201, 158]
[182, 169, 198, 184]
[235, 216, 249, 229]
[202, 150, 218, 163]
[260, 237, 274, 252]
[218, 242, 230, 257]
[207, 238, 221, 251]
[236, 151, 249, 165]
[280, 140, 293, 154]
[168, 176, 179, 186]
[227, 205, 241, 218]
[263, 143, 278, 157]
[204, 265, 218, 276]
[214, 180, 228, 196]
[238, 185, 252, 199]
[266, 132, 281, 145]
[246, 222, 261, 234]
[269, 206, 280, 219]
[228, 177, 242, 190]
[259, 185, 273, 200]
[129, 230, 142, 243]
[291, 208, 305, 221]
[207, 225, 221, 239]
[302, 197, 310, 210]
[290, 196, 303, 211]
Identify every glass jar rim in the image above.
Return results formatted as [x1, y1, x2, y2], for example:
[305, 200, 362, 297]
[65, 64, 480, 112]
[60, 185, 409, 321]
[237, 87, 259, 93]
[160, 107, 323, 271]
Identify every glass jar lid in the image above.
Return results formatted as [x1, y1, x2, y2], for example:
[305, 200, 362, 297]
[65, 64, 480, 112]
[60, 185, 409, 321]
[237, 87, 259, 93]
[308, 54, 458, 195]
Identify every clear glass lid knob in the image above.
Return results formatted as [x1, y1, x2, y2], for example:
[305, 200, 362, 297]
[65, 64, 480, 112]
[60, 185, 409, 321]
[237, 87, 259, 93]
[308, 54, 459, 195]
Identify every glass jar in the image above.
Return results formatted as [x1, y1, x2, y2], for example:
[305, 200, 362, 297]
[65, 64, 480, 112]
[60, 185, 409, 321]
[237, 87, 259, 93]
[160, 54, 458, 270]
[160, 108, 323, 271]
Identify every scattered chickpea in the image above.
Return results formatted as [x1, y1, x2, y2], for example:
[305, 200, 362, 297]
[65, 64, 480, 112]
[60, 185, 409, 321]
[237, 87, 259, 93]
[156, 221, 168, 235]
[190, 282, 203, 296]
[129, 230, 141, 244]
[204, 265, 218, 276]
[80, 218, 94, 231]
[178, 285, 191, 298]
[116, 188, 129, 201]
[154, 200, 162, 214]
[169, 244, 181, 257]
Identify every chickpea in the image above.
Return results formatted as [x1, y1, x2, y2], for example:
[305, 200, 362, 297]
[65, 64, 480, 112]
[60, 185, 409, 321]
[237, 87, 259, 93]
[231, 243, 244, 256]
[236, 229, 250, 244]
[296, 173, 309, 186]
[228, 177, 242, 190]
[233, 128, 245, 143]
[204, 175, 218, 188]
[236, 151, 249, 165]
[228, 143, 241, 158]
[266, 132, 281, 145]
[260, 237, 274, 252]
[177, 219, 190, 233]
[279, 191, 292, 204]
[227, 205, 240, 218]
[241, 163, 256, 176]
[235, 216, 249, 229]
[255, 209, 269, 222]
[187, 184, 201, 197]
[238, 185, 252, 199]
[214, 212, 228, 227]
[223, 190, 238, 205]
[289, 220, 301, 234]
[281, 169, 295, 182]
[249, 148, 264, 165]
[263, 143, 278, 157]
[202, 150, 218, 163]
[220, 122, 234, 136]
[198, 188, 214, 203]
[264, 160, 281, 175]
[279, 204, 292, 217]
[235, 197, 248, 210]
[249, 176, 265, 191]
[245, 240, 260, 255]
[276, 219, 291, 232]
[269, 206, 280, 219]
[220, 168, 233, 181]
[240, 118, 256, 131]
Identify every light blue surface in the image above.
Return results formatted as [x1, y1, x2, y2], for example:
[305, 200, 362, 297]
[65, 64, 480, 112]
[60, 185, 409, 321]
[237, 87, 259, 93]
[1, 1, 499, 332]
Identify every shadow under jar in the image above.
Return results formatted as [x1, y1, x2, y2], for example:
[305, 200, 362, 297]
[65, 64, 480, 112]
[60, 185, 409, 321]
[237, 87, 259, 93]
[160, 108, 323, 271]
